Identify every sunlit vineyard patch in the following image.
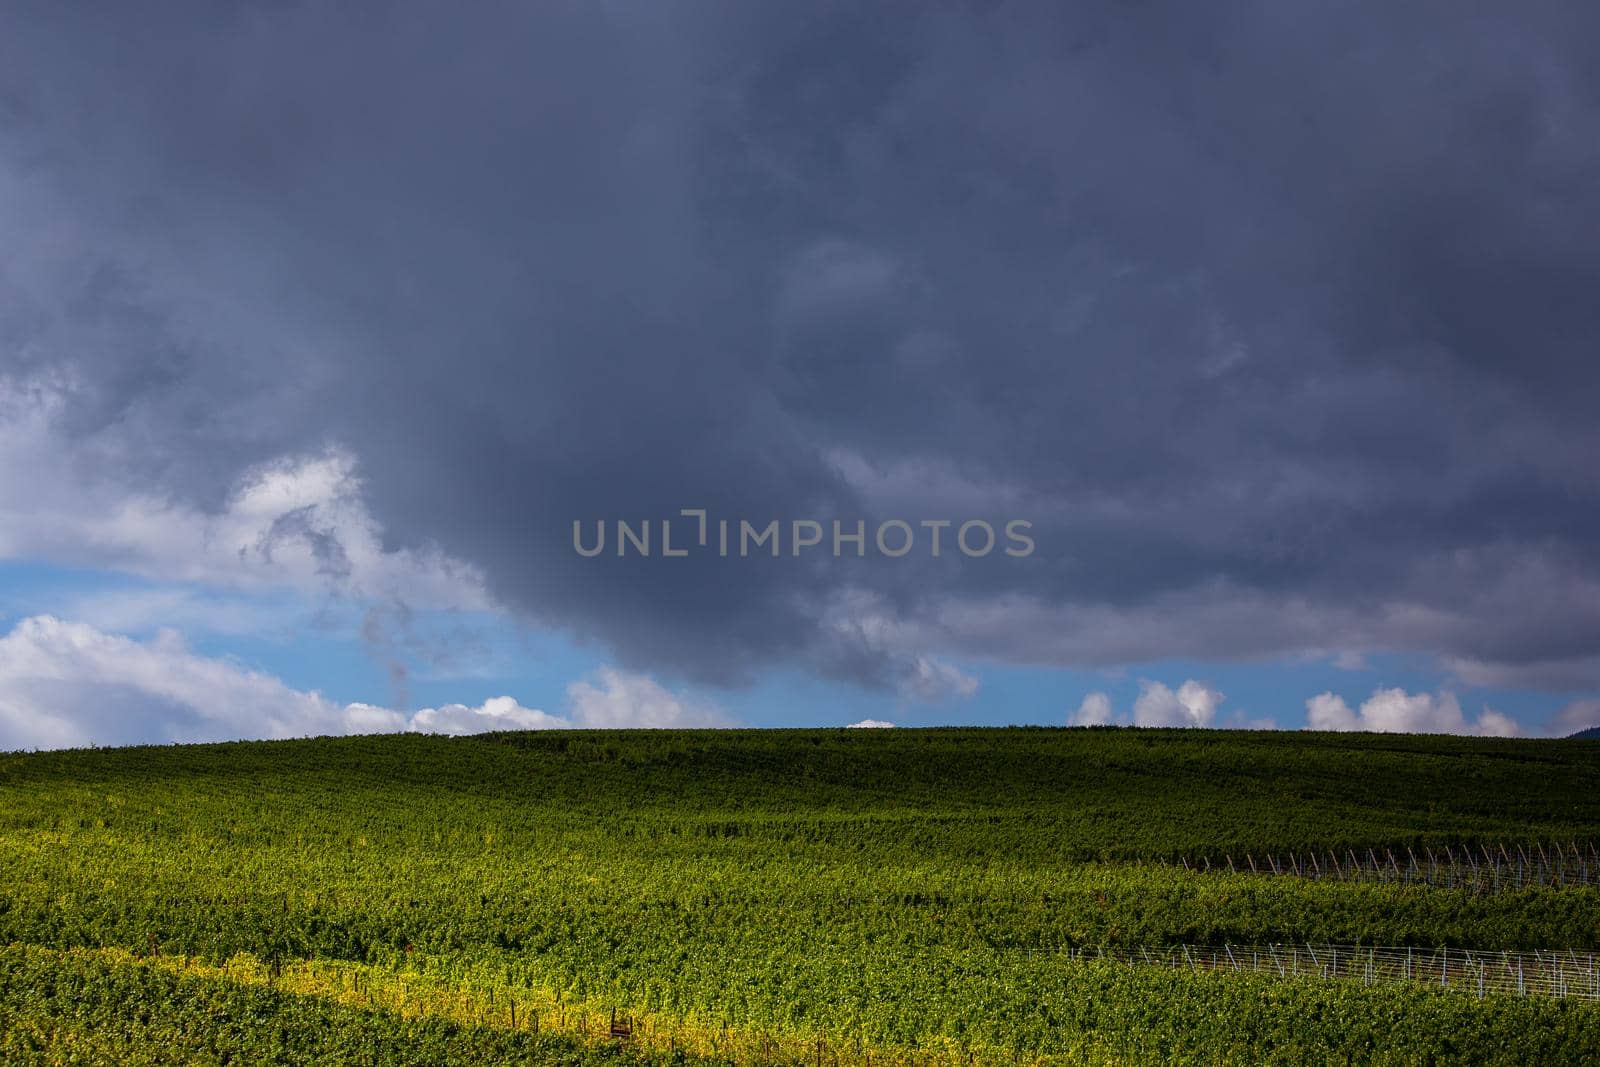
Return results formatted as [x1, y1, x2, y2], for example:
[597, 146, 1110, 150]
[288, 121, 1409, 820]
[2, 729, 1598, 1063]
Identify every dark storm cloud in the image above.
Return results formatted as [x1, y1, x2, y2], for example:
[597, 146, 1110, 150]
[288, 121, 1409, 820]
[3, 1, 1600, 690]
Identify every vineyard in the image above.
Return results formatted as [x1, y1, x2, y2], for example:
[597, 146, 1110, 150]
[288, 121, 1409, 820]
[1071, 942, 1600, 1000]
[1, 727, 1598, 1064]
[1153, 840, 1600, 891]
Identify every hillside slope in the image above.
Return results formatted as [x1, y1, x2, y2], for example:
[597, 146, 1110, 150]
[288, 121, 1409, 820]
[1, 728, 1597, 1064]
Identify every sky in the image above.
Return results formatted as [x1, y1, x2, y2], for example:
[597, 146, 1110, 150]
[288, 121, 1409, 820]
[2, 2, 1599, 748]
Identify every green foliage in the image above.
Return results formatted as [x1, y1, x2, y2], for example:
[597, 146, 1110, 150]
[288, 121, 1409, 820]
[2, 944, 1597, 1066]
[1, 728, 1597, 1063]
[0, 945, 704, 1066]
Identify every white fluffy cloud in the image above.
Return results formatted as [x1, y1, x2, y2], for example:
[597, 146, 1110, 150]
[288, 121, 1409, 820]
[1070, 691, 1114, 726]
[1305, 687, 1520, 736]
[0, 391, 487, 612]
[565, 667, 730, 729]
[0, 615, 380, 749]
[1132, 679, 1225, 728]
[845, 719, 896, 728]
[0, 616, 726, 750]
[1069, 683, 1248, 728]
[402, 696, 568, 735]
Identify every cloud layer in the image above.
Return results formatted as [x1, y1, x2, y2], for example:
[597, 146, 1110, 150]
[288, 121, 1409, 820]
[1133, 680, 1227, 729]
[0, 395, 486, 610]
[1305, 688, 1520, 737]
[0, 616, 723, 750]
[1070, 680, 1273, 731]
[0, 614, 1556, 750]
[3, 3, 1600, 697]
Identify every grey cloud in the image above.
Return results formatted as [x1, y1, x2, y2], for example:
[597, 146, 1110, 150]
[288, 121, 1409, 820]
[3, 2, 1600, 691]
[257, 506, 353, 582]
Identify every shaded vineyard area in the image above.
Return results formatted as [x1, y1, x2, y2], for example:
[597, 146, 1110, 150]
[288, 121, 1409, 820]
[1158, 840, 1600, 891]
[3, 944, 1599, 1067]
[2, 728, 1598, 1063]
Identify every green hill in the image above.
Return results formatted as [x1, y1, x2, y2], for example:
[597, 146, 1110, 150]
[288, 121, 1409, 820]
[1, 728, 1597, 1064]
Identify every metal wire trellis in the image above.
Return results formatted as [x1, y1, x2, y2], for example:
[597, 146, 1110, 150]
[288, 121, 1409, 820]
[1160, 841, 1600, 891]
[1063, 942, 1600, 1001]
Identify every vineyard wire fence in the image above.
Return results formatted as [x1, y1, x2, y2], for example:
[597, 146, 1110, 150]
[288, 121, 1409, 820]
[168, 939, 1600, 1067]
[1149, 840, 1600, 891]
[1052, 942, 1600, 1001]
